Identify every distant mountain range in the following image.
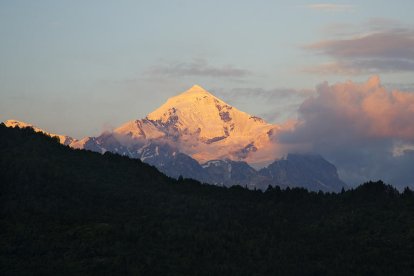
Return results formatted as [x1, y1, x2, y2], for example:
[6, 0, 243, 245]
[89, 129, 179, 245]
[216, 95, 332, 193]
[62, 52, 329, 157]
[4, 85, 346, 192]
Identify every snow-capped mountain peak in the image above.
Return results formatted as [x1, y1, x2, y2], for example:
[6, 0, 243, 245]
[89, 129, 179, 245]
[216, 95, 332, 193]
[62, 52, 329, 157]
[182, 84, 211, 95]
[4, 85, 280, 165]
[146, 84, 228, 123]
[113, 85, 279, 164]
[2, 86, 346, 191]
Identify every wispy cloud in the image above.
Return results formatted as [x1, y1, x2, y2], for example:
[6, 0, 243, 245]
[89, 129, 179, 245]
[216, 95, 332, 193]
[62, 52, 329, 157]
[303, 27, 414, 74]
[304, 30, 414, 59]
[147, 59, 251, 79]
[223, 87, 314, 123]
[321, 18, 402, 37]
[228, 87, 314, 100]
[304, 3, 355, 12]
[302, 59, 414, 75]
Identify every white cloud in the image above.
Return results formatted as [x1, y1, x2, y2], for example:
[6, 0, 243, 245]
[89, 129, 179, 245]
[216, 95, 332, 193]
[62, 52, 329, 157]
[147, 59, 251, 79]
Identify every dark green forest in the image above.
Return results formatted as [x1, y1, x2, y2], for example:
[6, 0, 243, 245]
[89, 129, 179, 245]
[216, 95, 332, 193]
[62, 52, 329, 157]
[1, 124, 414, 275]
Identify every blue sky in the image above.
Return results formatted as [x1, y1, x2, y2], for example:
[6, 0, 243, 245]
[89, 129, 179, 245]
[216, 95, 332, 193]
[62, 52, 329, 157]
[1, 0, 414, 138]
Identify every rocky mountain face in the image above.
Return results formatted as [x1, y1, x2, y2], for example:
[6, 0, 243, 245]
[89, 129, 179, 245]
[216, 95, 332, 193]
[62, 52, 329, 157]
[199, 155, 346, 192]
[3, 85, 347, 192]
[201, 159, 259, 189]
[257, 154, 346, 191]
[136, 143, 210, 182]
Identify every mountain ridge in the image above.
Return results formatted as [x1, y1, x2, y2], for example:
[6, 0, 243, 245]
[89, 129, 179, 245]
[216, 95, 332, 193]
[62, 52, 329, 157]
[3, 85, 346, 191]
[3, 128, 346, 192]
[4, 119, 75, 145]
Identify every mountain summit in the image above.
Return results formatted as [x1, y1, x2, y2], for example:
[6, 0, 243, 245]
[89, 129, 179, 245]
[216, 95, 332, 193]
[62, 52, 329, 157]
[3, 85, 347, 191]
[112, 85, 279, 163]
[5, 85, 280, 164]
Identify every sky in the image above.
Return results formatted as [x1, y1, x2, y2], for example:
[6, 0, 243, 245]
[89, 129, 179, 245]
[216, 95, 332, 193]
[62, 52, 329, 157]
[1, 1, 414, 187]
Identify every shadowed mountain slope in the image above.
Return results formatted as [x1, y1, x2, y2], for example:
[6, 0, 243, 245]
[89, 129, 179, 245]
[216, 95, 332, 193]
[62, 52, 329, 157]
[1, 124, 414, 275]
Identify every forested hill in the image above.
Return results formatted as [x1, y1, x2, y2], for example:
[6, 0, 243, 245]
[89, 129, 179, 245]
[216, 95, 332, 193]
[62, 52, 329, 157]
[1, 124, 414, 275]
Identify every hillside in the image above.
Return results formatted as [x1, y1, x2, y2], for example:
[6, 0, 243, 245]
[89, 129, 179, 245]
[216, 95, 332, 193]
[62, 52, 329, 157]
[4, 117, 346, 192]
[1, 124, 414, 275]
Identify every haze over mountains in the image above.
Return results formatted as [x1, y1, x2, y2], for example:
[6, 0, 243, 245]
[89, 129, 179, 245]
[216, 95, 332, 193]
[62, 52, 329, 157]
[4, 85, 346, 192]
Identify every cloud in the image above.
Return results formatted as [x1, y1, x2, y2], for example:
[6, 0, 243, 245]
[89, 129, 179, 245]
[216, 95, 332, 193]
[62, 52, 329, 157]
[147, 59, 251, 79]
[278, 76, 414, 188]
[304, 3, 355, 12]
[321, 18, 403, 37]
[296, 75, 414, 140]
[303, 59, 414, 75]
[365, 18, 402, 31]
[305, 30, 414, 59]
[383, 82, 414, 92]
[228, 87, 314, 100]
[303, 24, 414, 74]
[221, 87, 314, 123]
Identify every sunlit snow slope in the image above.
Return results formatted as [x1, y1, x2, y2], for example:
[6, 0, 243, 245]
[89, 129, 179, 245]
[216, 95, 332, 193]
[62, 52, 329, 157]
[111, 85, 280, 164]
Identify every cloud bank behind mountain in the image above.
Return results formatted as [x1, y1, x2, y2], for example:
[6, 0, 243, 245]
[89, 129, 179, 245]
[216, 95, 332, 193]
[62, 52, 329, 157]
[278, 76, 414, 188]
